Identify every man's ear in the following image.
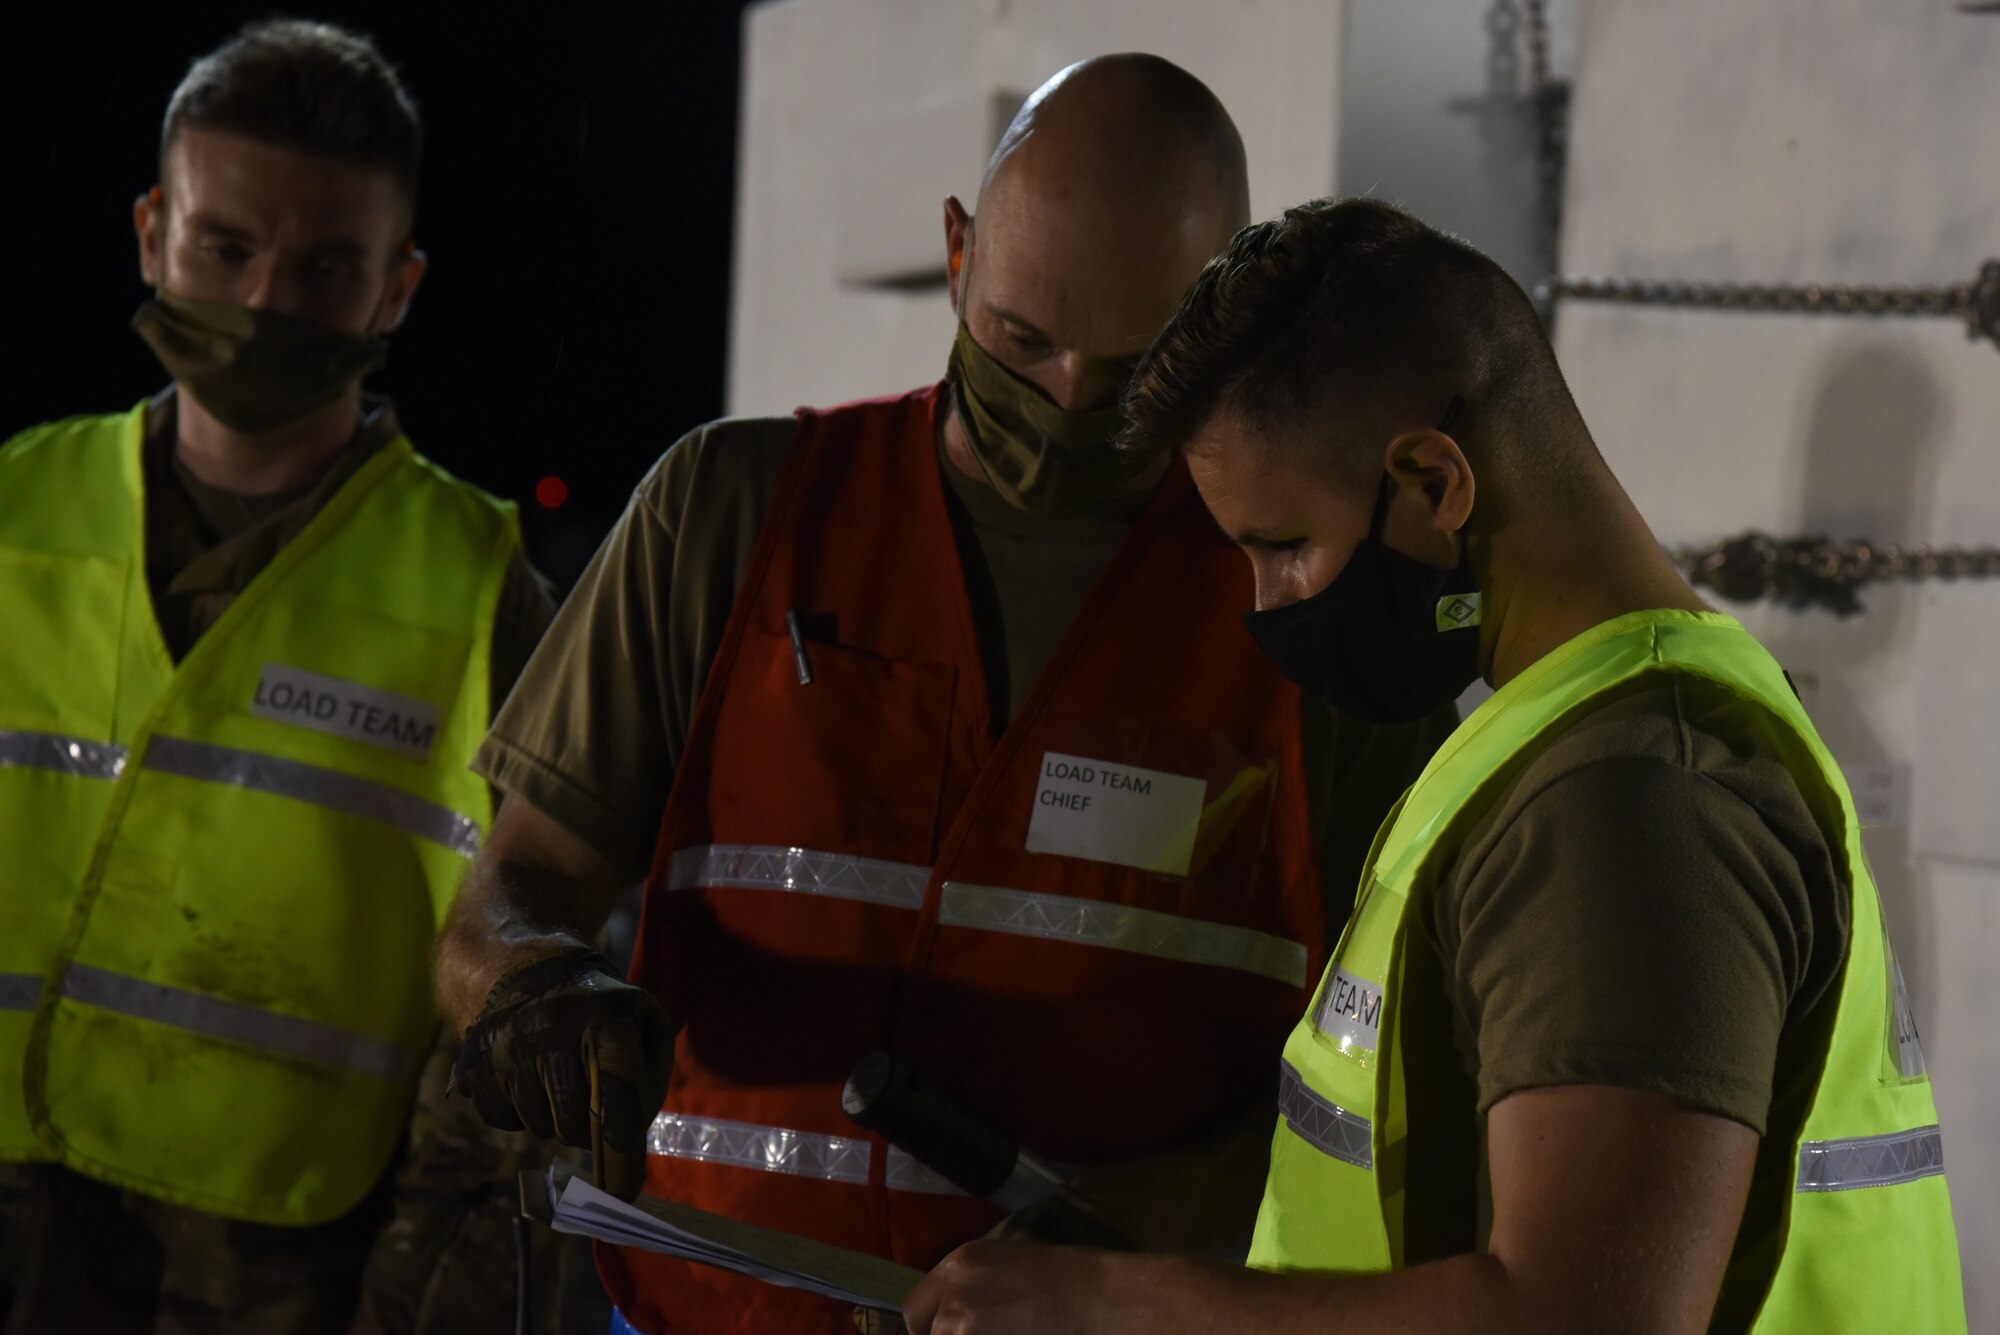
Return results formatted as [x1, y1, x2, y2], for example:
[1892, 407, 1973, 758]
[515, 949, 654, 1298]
[942, 195, 971, 317]
[135, 185, 165, 288]
[373, 240, 428, 334]
[1382, 428, 1476, 562]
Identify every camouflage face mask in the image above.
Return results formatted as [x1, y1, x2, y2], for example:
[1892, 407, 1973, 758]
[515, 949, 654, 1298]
[944, 322, 1153, 516]
[134, 292, 387, 434]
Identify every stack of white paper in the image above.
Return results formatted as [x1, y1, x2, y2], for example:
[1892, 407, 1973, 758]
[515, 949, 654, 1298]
[539, 1170, 922, 1313]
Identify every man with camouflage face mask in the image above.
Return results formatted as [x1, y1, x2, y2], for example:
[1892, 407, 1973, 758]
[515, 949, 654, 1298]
[435, 54, 1454, 1335]
[0, 19, 554, 1334]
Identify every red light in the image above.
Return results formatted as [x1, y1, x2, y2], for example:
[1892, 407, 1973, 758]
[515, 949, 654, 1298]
[535, 476, 569, 509]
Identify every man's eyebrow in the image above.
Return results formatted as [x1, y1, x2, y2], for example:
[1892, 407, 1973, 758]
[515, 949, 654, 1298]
[984, 303, 1151, 367]
[986, 303, 1052, 341]
[300, 239, 370, 262]
[185, 214, 257, 243]
[184, 216, 369, 262]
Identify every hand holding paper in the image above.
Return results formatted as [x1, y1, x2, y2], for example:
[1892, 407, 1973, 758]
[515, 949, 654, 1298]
[529, 1167, 922, 1313]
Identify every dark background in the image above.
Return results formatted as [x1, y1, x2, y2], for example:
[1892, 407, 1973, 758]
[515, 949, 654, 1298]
[1, 2, 755, 587]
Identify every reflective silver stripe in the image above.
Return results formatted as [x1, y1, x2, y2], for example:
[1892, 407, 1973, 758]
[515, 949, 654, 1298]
[1797, 1124, 1945, 1192]
[668, 848, 1309, 983]
[938, 883, 1309, 987]
[143, 736, 480, 857]
[667, 844, 929, 910]
[643, 1114, 977, 1194]
[62, 963, 415, 1081]
[648, 1111, 871, 1184]
[885, 1146, 967, 1195]
[0, 973, 43, 1012]
[0, 729, 126, 780]
[1276, 1059, 1373, 1170]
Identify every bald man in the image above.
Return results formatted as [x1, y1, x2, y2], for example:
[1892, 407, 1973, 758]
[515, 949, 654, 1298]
[434, 56, 1451, 1335]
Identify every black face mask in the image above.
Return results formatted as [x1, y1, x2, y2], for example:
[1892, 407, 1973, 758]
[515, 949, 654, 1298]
[1243, 414, 1483, 724]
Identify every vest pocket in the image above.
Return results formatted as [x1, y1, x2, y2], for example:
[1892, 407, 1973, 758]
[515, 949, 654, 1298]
[660, 627, 953, 1074]
[707, 627, 957, 865]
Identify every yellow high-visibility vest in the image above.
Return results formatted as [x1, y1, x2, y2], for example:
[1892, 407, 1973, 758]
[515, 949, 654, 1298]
[0, 403, 516, 1226]
[1250, 610, 1966, 1332]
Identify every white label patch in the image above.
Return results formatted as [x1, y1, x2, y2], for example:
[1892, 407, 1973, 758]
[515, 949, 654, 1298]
[1024, 751, 1206, 876]
[1435, 591, 1482, 632]
[250, 663, 441, 760]
[1312, 965, 1384, 1053]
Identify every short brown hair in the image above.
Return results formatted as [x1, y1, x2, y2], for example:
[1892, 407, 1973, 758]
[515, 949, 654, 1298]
[163, 19, 423, 207]
[1120, 197, 1574, 488]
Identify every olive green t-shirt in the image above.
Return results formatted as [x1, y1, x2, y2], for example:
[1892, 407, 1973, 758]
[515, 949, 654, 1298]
[1408, 674, 1850, 1327]
[474, 411, 1455, 929]
[139, 389, 555, 704]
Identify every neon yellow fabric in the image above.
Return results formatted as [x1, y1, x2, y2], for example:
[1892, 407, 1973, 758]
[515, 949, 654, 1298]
[1250, 610, 1965, 1331]
[0, 405, 517, 1225]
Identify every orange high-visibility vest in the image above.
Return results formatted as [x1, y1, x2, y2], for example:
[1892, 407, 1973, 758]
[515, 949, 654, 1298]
[603, 386, 1325, 1335]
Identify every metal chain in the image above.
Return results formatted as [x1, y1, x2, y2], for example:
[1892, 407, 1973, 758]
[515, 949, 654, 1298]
[1524, 0, 1569, 328]
[1485, 0, 1523, 104]
[1526, 0, 1552, 89]
[1669, 531, 2000, 615]
[1526, 0, 2000, 350]
[1539, 261, 2000, 348]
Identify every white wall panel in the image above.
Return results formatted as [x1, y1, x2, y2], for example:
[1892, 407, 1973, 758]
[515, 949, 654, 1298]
[729, 0, 1342, 416]
[1335, 0, 1577, 290]
[728, 0, 1992, 1308]
[1556, 0, 2000, 1313]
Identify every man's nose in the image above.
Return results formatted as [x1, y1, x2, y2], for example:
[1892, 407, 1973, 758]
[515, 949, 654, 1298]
[239, 260, 293, 314]
[1042, 353, 1127, 415]
[1251, 564, 1292, 613]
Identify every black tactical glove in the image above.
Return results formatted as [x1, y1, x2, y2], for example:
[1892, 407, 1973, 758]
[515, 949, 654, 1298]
[453, 948, 673, 1201]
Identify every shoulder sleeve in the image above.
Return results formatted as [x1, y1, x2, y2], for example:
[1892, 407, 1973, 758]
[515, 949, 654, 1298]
[473, 415, 796, 878]
[1444, 754, 1820, 1134]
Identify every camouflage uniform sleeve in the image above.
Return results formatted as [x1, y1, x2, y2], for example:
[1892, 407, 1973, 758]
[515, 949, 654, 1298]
[348, 1034, 569, 1335]
[347, 542, 568, 1332]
